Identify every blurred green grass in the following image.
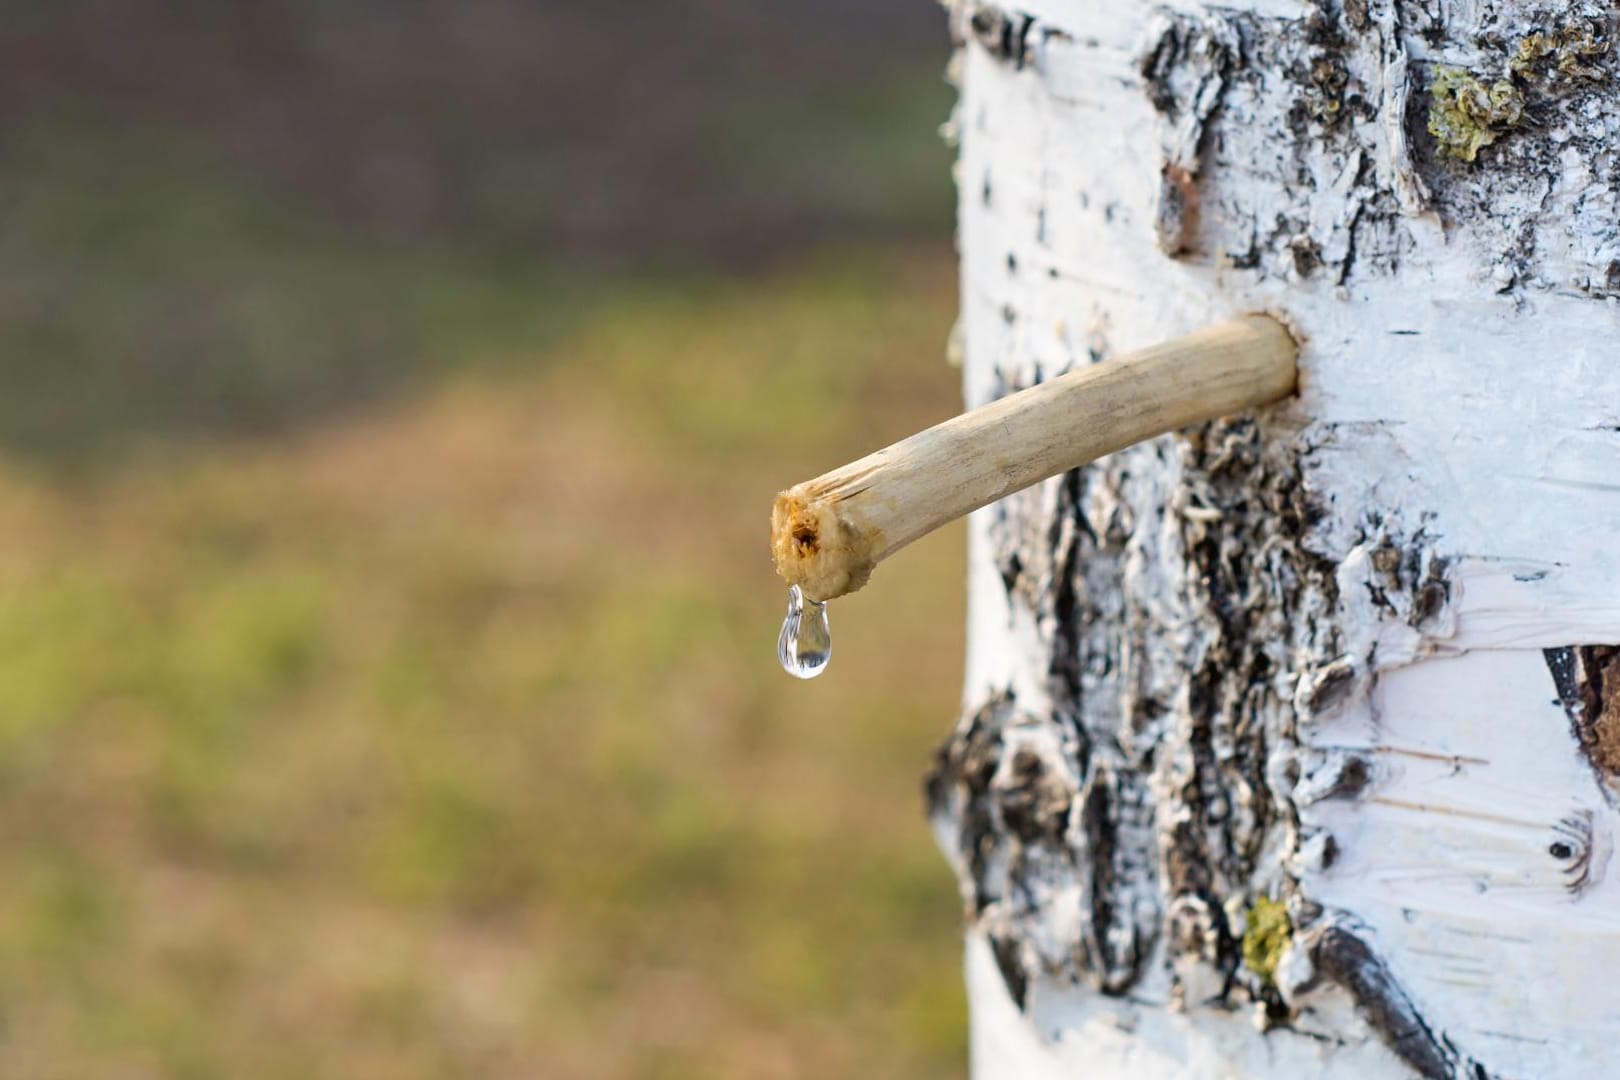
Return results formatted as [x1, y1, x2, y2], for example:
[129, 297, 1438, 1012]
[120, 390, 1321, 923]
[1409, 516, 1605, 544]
[0, 155, 968, 1075]
[0, 6, 969, 1064]
[0, 115, 597, 467]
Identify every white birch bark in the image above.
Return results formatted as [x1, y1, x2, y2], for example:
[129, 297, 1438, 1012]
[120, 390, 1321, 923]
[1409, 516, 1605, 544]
[926, 2, 1620, 1077]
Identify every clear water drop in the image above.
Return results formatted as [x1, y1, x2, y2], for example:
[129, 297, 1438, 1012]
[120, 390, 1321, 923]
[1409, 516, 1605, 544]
[778, 584, 831, 679]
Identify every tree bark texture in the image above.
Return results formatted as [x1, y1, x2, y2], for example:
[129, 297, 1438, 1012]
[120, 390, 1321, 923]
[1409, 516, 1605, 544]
[926, 2, 1620, 1077]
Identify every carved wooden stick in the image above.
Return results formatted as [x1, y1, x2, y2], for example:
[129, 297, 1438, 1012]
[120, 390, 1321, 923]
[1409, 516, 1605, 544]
[771, 314, 1298, 600]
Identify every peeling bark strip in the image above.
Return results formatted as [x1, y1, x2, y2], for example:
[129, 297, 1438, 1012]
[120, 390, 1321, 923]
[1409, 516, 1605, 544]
[1545, 645, 1620, 803]
[944, 0, 1620, 1076]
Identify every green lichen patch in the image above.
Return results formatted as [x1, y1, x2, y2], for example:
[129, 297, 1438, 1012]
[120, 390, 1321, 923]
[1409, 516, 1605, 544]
[1430, 22, 1611, 163]
[1427, 66, 1524, 163]
[1511, 23, 1608, 82]
[1242, 896, 1292, 987]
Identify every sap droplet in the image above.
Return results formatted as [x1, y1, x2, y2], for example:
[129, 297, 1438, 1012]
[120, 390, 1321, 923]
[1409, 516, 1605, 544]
[778, 584, 831, 679]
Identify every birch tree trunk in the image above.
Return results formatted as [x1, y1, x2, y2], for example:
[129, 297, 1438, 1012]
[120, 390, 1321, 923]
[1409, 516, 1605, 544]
[926, 2, 1620, 1076]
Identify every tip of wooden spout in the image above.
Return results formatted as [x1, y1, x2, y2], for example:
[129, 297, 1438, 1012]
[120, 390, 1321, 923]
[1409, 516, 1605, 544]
[771, 488, 877, 602]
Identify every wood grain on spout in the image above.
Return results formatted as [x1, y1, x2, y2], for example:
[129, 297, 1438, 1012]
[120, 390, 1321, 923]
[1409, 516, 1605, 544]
[771, 314, 1298, 600]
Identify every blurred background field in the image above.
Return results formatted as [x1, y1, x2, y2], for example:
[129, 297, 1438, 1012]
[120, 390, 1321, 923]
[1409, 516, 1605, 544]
[0, 2, 967, 1078]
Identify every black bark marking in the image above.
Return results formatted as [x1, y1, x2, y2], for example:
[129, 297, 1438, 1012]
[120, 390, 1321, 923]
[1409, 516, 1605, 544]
[1312, 925, 1481, 1080]
[966, 4, 1035, 67]
[1139, 13, 1235, 121]
[1356, 526, 1452, 630]
[1550, 811, 1601, 897]
[988, 932, 1030, 1010]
